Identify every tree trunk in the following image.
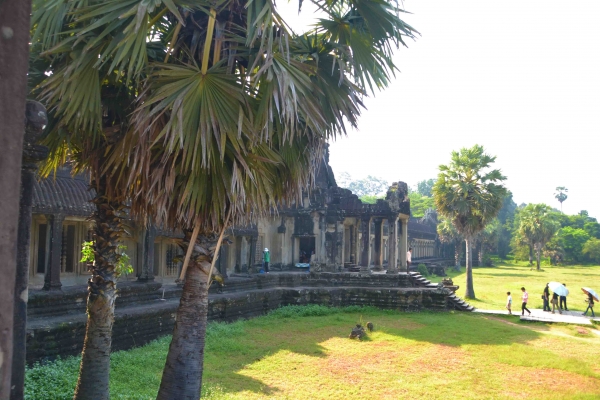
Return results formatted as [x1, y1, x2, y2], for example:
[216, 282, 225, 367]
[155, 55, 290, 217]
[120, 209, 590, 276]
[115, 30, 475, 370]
[157, 234, 218, 400]
[536, 244, 542, 271]
[73, 179, 123, 400]
[464, 237, 475, 299]
[528, 245, 533, 266]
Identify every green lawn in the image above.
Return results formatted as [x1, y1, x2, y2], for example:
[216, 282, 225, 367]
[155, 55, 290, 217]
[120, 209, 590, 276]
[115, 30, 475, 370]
[429, 263, 600, 311]
[26, 305, 600, 399]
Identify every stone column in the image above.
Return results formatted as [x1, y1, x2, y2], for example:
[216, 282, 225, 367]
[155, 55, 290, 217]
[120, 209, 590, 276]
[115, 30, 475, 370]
[359, 216, 371, 273]
[43, 214, 65, 290]
[138, 225, 156, 281]
[373, 219, 383, 271]
[248, 236, 257, 272]
[387, 218, 398, 274]
[11, 101, 48, 399]
[399, 218, 408, 272]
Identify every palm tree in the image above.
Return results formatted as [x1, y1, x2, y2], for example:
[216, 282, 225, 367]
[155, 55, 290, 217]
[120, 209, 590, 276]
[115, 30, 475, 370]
[554, 186, 568, 213]
[433, 145, 507, 299]
[30, 0, 417, 398]
[437, 216, 463, 271]
[518, 204, 560, 270]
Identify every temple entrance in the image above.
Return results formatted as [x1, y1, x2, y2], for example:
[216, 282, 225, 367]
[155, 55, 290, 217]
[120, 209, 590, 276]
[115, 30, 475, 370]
[298, 237, 315, 263]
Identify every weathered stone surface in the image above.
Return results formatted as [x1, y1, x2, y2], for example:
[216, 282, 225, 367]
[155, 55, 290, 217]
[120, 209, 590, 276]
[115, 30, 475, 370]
[26, 273, 458, 364]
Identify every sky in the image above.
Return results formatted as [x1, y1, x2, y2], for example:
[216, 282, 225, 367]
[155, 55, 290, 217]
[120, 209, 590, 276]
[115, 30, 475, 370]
[277, 0, 600, 218]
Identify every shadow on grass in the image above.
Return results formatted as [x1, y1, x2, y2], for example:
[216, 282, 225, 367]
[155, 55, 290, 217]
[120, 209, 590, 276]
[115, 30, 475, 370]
[199, 309, 543, 398]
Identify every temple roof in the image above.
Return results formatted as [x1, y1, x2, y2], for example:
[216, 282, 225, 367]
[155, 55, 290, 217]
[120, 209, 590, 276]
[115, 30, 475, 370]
[407, 218, 437, 240]
[32, 168, 95, 217]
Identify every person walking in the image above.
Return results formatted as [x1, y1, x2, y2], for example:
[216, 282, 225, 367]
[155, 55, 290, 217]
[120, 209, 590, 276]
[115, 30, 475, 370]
[506, 292, 513, 315]
[263, 248, 270, 274]
[542, 283, 551, 312]
[551, 292, 562, 314]
[407, 247, 412, 271]
[583, 292, 595, 317]
[521, 287, 531, 316]
[560, 283, 568, 311]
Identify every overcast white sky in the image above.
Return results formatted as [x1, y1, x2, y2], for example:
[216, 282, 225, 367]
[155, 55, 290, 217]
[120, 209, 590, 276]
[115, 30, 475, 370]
[278, 1, 600, 217]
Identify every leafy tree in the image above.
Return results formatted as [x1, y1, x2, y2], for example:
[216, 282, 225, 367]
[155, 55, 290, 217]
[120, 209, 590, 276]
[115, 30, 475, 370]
[416, 179, 435, 197]
[31, 0, 417, 398]
[476, 219, 499, 266]
[433, 145, 507, 299]
[517, 204, 560, 270]
[584, 221, 600, 239]
[543, 236, 565, 265]
[554, 186, 568, 212]
[582, 238, 600, 264]
[557, 227, 590, 264]
[408, 191, 435, 218]
[437, 216, 463, 270]
[496, 192, 516, 259]
[346, 175, 389, 197]
[359, 194, 383, 204]
[336, 172, 352, 189]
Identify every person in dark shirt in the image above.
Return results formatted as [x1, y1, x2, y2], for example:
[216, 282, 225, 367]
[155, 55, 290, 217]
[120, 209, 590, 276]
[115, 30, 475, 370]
[583, 293, 595, 317]
[542, 283, 550, 312]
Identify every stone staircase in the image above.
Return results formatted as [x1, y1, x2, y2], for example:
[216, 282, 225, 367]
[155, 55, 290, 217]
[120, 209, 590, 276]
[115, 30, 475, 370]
[408, 272, 475, 312]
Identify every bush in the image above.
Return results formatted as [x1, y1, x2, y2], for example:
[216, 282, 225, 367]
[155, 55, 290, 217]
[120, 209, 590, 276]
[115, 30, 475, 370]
[417, 263, 429, 276]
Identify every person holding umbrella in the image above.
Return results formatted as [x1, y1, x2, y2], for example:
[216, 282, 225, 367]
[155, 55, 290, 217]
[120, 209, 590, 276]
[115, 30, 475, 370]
[560, 283, 568, 311]
[548, 282, 568, 315]
[582, 287, 597, 317]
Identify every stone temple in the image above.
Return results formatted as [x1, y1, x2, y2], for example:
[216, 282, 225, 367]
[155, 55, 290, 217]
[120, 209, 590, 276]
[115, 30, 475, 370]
[24, 149, 467, 365]
[28, 148, 439, 288]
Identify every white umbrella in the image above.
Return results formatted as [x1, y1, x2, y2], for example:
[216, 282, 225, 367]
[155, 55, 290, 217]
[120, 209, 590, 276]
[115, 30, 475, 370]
[582, 287, 599, 302]
[548, 282, 569, 296]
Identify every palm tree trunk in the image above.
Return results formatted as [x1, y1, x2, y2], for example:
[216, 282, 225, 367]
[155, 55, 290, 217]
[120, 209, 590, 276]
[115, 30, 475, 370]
[464, 237, 475, 299]
[157, 234, 217, 400]
[528, 245, 533, 266]
[73, 179, 123, 400]
[536, 244, 542, 271]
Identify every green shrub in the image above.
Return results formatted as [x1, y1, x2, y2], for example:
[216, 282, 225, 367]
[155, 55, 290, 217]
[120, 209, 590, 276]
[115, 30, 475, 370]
[417, 263, 429, 276]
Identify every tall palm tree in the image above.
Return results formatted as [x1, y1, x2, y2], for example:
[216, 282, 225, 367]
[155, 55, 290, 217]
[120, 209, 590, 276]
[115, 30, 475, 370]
[518, 204, 560, 270]
[433, 145, 507, 299]
[30, 0, 417, 398]
[554, 186, 568, 213]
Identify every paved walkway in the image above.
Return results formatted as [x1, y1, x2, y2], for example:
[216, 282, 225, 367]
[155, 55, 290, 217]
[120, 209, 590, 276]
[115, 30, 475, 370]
[474, 308, 599, 325]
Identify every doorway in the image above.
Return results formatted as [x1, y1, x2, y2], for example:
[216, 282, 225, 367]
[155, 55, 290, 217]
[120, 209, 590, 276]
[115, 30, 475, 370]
[298, 237, 315, 263]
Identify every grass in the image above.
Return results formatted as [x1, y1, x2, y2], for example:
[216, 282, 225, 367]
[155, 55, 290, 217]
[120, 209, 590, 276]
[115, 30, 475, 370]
[26, 305, 600, 399]
[429, 262, 600, 311]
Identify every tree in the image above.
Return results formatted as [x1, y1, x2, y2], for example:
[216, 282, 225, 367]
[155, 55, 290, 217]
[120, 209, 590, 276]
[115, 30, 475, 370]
[476, 219, 499, 266]
[557, 227, 590, 264]
[416, 179, 435, 197]
[496, 192, 516, 259]
[336, 172, 352, 189]
[437, 216, 463, 270]
[582, 238, 600, 264]
[30, 1, 418, 399]
[517, 204, 560, 270]
[433, 145, 507, 299]
[584, 221, 600, 239]
[347, 175, 389, 197]
[554, 186, 568, 212]
[408, 191, 435, 218]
